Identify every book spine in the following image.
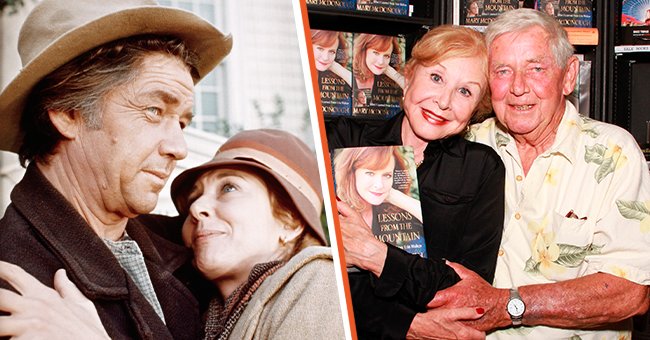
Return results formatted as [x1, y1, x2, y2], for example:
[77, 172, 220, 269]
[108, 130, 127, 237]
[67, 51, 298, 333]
[355, 0, 409, 16]
[306, 0, 356, 10]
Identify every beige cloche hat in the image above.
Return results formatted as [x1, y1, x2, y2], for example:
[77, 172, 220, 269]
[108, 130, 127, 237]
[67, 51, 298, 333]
[0, 0, 233, 152]
[171, 129, 328, 245]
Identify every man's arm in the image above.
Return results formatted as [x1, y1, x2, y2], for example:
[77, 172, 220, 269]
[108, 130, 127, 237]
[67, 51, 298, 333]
[429, 262, 650, 331]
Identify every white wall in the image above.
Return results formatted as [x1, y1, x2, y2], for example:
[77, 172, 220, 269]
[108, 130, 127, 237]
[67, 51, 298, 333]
[0, 2, 36, 216]
[224, 0, 310, 143]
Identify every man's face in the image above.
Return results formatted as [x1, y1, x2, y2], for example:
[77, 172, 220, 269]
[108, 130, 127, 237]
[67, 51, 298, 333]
[488, 26, 576, 141]
[77, 53, 194, 217]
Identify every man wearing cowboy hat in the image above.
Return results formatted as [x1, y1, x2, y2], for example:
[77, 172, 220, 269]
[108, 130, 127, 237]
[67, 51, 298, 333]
[0, 0, 231, 338]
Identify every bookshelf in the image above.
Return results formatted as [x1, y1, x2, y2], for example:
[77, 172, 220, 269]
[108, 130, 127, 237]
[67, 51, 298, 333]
[611, 0, 650, 152]
[306, 0, 442, 54]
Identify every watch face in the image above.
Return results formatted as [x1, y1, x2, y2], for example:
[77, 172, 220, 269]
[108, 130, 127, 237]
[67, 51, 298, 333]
[507, 299, 525, 317]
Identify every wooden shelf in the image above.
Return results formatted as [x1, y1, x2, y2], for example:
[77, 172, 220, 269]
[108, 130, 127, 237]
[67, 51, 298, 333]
[306, 2, 434, 35]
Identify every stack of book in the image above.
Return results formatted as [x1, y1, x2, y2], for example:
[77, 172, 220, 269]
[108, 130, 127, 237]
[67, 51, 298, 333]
[306, 0, 410, 16]
[311, 29, 406, 119]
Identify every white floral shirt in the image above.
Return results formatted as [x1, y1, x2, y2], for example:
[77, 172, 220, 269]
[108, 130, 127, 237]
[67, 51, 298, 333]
[467, 101, 650, 340]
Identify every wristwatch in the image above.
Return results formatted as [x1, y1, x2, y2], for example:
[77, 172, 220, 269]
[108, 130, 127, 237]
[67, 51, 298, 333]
[506, 288, 525, 326]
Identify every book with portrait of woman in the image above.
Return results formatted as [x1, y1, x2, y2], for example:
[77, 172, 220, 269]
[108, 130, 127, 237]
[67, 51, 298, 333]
[351, 33, 405, 119]
[458, 0, 520, 31]
[537, 0, 593, 27]
[355, 0, 409, 16]
[311, 29, 354, 117]
[332, 145, 427, 258]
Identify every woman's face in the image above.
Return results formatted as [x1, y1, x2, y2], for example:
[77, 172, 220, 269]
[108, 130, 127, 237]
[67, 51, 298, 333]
[402, 56, 486, 141]
[469, 2, 479, 15]
[354, 156, 395, 206]
[181, 167, 286, 285]
[313, 39, 338, 72]
[545, 3, 554, 15]
[365, 44, 393, 75]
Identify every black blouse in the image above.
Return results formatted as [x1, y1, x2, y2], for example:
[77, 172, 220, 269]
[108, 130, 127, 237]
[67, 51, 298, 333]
[326, 113, 505, 339]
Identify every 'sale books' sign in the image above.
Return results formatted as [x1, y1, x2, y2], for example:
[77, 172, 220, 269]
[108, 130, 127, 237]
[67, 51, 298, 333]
[332, 145, 427, 257]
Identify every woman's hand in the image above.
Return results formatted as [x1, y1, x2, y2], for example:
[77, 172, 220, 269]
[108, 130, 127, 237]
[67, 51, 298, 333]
[337, 200, 387, 276]
[0, 261, 110, 339]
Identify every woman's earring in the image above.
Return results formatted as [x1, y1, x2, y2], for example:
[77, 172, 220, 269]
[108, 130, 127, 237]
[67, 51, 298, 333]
[279, 236, 287, 246]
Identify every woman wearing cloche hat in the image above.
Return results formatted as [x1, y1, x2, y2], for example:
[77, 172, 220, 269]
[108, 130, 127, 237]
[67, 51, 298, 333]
[170, 128, 344, 339]
[0, 129, 347, 340]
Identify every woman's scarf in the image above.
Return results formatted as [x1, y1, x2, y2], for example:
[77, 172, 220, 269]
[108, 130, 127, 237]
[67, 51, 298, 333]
[203, 260, 285, 340]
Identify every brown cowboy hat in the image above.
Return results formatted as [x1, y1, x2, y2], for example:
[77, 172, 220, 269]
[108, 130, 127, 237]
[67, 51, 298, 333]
[0, 0, 233, 152]
[171, 129, 327, 245]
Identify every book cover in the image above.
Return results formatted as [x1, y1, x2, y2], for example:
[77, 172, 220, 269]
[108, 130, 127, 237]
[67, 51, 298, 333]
[355, 0, 409, 16]
[305, 0, 357, 10]
[351, 33, 405, 119]
[620, 0, 650, 45]
[537, 0, 593, 27]
[460, 0, 520, 31]
[621, 0, 650, 26]
[311, 30, 353, 117]
[332, 145, 427, 257]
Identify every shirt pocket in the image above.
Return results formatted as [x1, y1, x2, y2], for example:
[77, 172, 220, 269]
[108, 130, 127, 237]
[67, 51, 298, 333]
[536, 211, 597, 281]
[550, 211, 594, 248]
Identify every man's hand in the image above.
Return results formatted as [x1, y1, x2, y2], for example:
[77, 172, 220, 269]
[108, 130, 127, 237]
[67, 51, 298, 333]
[427, 261, 510, 332]
[337, 200, 387, 276]
[406, 307, 486, 339]
[0, 261, 110, 339]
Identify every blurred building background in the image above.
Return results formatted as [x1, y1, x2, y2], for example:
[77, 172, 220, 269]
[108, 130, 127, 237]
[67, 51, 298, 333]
[0, 0, 311, 215]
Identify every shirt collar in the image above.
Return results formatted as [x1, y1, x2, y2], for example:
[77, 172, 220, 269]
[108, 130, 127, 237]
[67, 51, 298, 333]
[546, 100, 583, 164]
[490, 100, 583, 164]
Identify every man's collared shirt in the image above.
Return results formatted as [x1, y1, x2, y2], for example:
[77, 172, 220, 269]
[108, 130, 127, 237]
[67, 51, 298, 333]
[468, 101, 650, 339]
[104, 233, 166, 323]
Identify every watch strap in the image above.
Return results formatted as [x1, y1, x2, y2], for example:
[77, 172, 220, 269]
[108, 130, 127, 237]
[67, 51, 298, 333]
[508, 288, 524, 326]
